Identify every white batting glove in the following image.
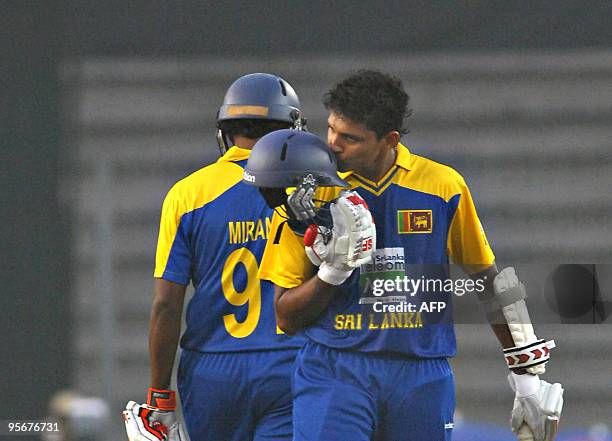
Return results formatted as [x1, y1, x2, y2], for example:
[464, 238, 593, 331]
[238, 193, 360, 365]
[304, 191, 376, 285]
[123, 389, 187, 441]
[508, 373, 564, 441]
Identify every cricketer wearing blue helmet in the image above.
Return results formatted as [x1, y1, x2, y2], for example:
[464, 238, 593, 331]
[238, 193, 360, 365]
[125, 73, 307, 441]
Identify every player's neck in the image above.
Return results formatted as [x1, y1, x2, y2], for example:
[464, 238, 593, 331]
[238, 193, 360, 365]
[233, 135, 257, 150]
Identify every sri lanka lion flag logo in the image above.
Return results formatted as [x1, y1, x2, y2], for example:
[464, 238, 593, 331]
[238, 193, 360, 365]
[397, 210, 432, 234]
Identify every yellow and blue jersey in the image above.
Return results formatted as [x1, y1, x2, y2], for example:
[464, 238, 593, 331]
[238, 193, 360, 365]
[155, 146, 302, 352]
[259, 143, 494, 358]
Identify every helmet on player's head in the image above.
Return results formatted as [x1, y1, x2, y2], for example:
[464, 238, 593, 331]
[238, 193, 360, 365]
[216, 73, 306, 155]
[243, 129, 347, 211]
[243, 129, 347, 189]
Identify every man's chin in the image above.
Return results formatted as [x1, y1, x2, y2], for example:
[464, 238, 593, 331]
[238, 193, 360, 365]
[336, 160, 350, 173]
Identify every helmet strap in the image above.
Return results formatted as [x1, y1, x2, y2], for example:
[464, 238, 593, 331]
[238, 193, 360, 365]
[216, 129, 230, 156]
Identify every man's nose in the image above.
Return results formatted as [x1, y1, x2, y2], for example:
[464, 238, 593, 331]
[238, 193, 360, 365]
[328, 134, 342, 152]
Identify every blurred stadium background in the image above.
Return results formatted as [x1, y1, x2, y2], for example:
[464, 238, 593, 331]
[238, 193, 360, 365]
[4, 2, 612, 440]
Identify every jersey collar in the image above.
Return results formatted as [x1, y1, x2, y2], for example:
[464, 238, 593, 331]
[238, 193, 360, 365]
[216, 145, 252, 163]
[395, 143, 412, 171]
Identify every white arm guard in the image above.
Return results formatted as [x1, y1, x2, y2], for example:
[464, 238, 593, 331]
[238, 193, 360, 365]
[488, 267, 555, 374]
[303, 191, 376, 285]
[508, 373, 564, 441]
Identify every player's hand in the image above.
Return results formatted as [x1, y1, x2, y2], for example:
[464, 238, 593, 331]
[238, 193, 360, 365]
[123, 389, 187, 441]
[508, 373, 564, 441]
[304, 191, 376, 285]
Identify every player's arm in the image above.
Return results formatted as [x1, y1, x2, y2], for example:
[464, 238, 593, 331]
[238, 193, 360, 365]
[149, 278, 186, 389]
[274, 277, 337, 335]
[122, 281, 187, 441]
[448, 177, 553, 370]
[471, 264, 564, 441]
[123, 186, 189, 441]
[471, 264, 556, 374]
[470, 263, 517, 350]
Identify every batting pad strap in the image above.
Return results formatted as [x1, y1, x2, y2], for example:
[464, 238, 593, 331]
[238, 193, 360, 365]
[504, 339, 556, 370]
[147, 388, 176, 410]
[482, 280, 526, 315]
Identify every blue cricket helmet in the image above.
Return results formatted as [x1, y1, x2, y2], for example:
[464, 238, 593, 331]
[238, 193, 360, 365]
[216, 73, 305, 154]
[243, 129, 347, 189]
[218, 73, 302, 124]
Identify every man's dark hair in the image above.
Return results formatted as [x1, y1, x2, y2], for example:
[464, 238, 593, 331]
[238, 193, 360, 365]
[323, 70, 412, 139]
[218, 119, 292, 140]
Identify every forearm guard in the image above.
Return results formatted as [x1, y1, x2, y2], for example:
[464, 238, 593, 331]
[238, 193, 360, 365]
[485, 267, 556, 374]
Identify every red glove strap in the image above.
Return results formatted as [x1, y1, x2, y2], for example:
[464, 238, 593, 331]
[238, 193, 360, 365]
[147, 388, 176, 411]
[303, 224, 318, 247]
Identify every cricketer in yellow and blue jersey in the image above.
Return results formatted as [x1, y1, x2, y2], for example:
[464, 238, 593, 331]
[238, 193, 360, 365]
[259, 142, 494, 440]
[155, 145, 302, 441]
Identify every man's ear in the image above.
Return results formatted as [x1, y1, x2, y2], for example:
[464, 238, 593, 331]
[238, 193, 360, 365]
[384, 131, 400, 149]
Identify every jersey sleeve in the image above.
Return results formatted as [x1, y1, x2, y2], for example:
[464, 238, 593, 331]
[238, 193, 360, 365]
[446, 178, 495, 274]
[154, 184, 192, 285]
[258, 211, 313, 289]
